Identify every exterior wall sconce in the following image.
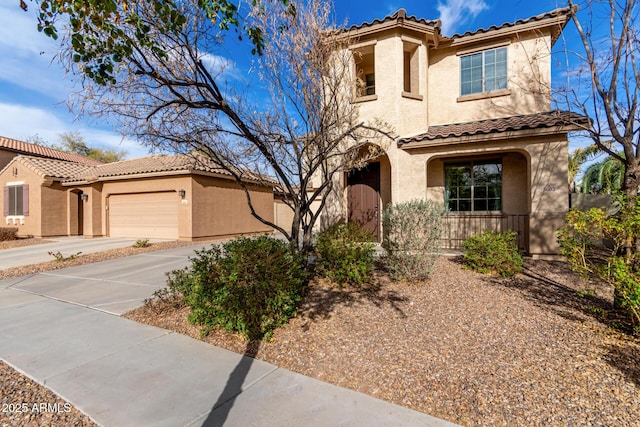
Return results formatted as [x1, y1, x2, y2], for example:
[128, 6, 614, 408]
[80, 193, 89, 202]
[178, 189, 186, 198]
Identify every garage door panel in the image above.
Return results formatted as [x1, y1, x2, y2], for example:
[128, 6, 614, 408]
[109, 192, 179, 239]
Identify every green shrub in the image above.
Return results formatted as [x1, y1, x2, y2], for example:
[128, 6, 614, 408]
[133, 238, 151, 248]
[314, 222, 375, 287]
[0, 227, 18, 241]
[557, 202, 640, 332]
[165, 236, 307, 340]
[381, 199, 445, 281]
[463, 230, 523, 277]
[48, 250, 82, 262]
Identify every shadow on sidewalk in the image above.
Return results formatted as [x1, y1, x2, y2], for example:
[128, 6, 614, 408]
[202, 341, 261, 427]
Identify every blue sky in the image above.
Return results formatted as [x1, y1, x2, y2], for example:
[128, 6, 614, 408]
[0, 0, 578, 159]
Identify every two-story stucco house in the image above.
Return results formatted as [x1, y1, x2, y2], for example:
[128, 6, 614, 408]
[329, 7, 588, 257]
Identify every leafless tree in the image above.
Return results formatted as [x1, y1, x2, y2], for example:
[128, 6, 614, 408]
[56, 0, 392, 252]
[559, 0, 640, 198]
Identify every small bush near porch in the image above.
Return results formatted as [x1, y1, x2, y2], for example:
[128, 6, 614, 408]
[314, 222, 376, 287]
[463, 230, 523, 277]
[381, 199, 445, 281]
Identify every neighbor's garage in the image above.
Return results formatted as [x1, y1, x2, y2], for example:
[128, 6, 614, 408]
[108, 192, 179, 239]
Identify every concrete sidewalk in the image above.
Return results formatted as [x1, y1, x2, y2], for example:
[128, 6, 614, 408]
[0, 245, 458, 426]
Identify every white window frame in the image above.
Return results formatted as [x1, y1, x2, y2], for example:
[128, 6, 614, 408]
[460, 47, 507, 97]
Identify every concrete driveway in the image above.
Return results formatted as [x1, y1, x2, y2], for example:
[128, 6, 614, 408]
[0, 244, 205, 314]
[0, 236, 174, 270]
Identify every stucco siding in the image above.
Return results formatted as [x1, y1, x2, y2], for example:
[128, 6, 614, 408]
[191, 175, 273, 239]
[0, 162, 45, 237]
[428, 31, 552, 125]
[40, 183, 70, 237]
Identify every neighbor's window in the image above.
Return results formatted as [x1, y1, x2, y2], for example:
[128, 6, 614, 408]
[445, 160, 502, 212]
[5, 185, 23, 215]
[354, 45, 375, 97]
[460, 47, 507, 96]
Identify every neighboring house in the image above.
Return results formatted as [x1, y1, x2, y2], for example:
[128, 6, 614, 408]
[0, 135, 103, 170]
[329, 7, 588, 256]
[1, 153, 273, 240]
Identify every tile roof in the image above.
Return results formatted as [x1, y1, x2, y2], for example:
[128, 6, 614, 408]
[398, 111, 590, 146]
[6, 153, 273, 186]
[65, 153, 231, 182]
[62, 153, 276, 185]
[450, 6, 575, 41]
[343, 8, 441, 33]
[0, 136, 103, 166]
[12, 156, 97, 179]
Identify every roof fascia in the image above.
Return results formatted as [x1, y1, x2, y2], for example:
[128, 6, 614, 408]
[398, 125, 583, 150]
[441, 14, 570, 49]
[339, 20, 439, 46]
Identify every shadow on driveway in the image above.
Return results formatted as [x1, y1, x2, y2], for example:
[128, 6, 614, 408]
[203, 341, 261, 426]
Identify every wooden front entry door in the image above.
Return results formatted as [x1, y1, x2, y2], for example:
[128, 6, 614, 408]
[347, 163, 381, 241]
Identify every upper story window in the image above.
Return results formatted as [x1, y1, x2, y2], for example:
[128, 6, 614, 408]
[460, 47, 507, 96]
[445, 160, 502, 212]
[3, 184, 29, 217]
[353, 45, 375, 97]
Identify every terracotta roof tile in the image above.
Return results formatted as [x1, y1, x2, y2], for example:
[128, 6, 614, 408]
[344, 8, 441, 33]
[0, 136, 103, 166]
[13, 156, 97, 179]
[62, 153, 274, 185]
[398, 111, 590, 146]
[450, 6, 574, 40]
[64, 153, 230, 182]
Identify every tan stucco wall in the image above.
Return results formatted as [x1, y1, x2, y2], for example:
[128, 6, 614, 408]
[0, 160, 49, 238]
[345, 28, 553, 138]
[428, 31, 552, 125]
[353, 30, 430, 137]
[72, 174, 273, 240]
[413, 134, 567, 254]
[40, 183, 70, 237]
[191, 175, 273, 239]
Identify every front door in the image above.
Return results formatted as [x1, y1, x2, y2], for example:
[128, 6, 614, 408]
[347, 163, 380, 241]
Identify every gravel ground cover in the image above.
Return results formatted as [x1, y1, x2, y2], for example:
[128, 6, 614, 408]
[0, 239, 51, 251]
[0, 361, 96, 427]
[126, 257, 640, 426]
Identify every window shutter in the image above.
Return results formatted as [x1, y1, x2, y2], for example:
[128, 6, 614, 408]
[2, 187, 8, 216]
[22, 185, 29, 216]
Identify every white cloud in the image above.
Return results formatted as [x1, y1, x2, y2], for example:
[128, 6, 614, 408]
[437, 0, 489, 35]
[199, 52, 241, 81]
[0, 102, 148, 158]
[0, 4, 77, 100]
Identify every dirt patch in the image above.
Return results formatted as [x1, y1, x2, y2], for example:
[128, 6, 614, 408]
[125, 257, 640, 426]
[0, 239, 52, 251]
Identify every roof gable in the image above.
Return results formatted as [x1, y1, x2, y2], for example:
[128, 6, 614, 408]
[339, 9, 441, 42]
[2, 156, 97, 179]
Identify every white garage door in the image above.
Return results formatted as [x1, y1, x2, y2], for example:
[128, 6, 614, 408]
[108, 192, 179, 239]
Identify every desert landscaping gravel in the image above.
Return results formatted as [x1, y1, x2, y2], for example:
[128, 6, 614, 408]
[127, 256, 640, 426]
[3, 237, 639, 426]
[0, 361, 96, 427]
